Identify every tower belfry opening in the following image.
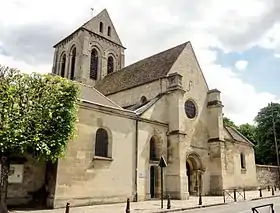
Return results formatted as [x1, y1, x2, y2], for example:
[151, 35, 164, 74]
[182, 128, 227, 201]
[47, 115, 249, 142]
[52, 9, 125, 86]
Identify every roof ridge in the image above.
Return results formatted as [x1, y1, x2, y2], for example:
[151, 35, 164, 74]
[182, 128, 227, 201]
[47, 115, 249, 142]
[224, 125, 235, 140]
[102, 42, 189, 80]
[135, 93, 166, 115]
[227, 125, 255, 146]
[123, 42, 189, 70]
[225, 125, 254, 146]
[81, 9, 107, 28]
[95, 41, 189, 95]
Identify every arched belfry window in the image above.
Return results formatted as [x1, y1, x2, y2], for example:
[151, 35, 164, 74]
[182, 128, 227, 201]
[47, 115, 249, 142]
[60, 54, 66, 77]
[70, 47, 76, 80]
[95, 128, 109, 157]
[99, 22, 103, 33]
[107, 56, 114, 74]
[90, 48, 98, 80]
[107, 26, 111, 36]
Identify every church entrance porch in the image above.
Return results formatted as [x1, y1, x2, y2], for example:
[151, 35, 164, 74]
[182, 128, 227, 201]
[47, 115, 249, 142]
[186, 153, 204, 196]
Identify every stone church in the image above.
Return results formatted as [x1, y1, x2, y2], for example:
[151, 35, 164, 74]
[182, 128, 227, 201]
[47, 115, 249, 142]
[7, 9, 258, 208]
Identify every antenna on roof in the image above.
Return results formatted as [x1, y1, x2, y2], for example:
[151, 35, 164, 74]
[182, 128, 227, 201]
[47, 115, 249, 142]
[90, 8, 94, 17]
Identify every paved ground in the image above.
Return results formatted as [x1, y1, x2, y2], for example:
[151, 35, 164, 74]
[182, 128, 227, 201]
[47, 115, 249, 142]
[11, 189, 280, 213]
[176, 196, 280, 213]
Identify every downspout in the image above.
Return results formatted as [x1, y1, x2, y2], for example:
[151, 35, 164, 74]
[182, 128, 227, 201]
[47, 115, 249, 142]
[134, 115, 139, 202]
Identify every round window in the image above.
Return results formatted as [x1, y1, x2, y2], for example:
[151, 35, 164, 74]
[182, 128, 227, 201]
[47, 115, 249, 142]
[184, 100, 197, 119]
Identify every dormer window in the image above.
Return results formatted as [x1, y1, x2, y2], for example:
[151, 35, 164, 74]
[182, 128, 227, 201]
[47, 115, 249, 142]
[107, 26, 111, 36]
[99, 22, 103, 33]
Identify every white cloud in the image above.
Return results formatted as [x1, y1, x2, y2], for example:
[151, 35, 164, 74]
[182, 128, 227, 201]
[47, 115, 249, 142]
[234, 60, 248, 71]
[0, 0, 279, 125]
[204, 64, 276, 125]
[0, 54, 50, 74]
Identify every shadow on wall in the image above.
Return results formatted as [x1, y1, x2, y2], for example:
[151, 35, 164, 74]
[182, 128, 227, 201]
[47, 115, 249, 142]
[8, 159, 58, 210]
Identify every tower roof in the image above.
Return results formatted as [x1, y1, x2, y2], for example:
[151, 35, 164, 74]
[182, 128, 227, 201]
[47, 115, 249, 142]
[53, 9, 124, 48]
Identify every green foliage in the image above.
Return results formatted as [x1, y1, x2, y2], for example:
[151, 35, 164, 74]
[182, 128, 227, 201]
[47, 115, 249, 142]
[238, 123, 257, 144]
[223, 117, 238, 129]
[0, 65, 80, 161]
[223, 117, 257, 144]
[254, 102, 280, 165]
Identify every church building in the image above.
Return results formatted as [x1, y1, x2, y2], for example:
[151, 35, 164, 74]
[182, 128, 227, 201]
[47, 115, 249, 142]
[49, 8, 258, 208]
[6, 9, 259, 208]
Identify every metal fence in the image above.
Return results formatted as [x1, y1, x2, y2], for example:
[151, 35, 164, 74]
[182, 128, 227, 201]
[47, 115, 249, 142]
[62, 185, 279, 213]
[252, 204, 275, 213]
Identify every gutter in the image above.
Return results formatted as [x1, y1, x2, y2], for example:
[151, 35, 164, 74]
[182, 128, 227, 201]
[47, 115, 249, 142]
[134, 116, 139, 202]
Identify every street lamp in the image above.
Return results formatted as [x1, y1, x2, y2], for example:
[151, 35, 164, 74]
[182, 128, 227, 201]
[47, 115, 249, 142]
[271, 102, 280, 186]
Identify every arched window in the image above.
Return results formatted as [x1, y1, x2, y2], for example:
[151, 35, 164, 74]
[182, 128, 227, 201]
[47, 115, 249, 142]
[240, 153, 246, 169]
[60, 54, 66, 77]
[95, 128, 109, 157]
[107, 56, 114, 74]
[90, 49, 98, 80]
[99, 22, 103, 33]
[107, 26, 111, 36]
[70, 47, 76, 80]
[150, 137, 158, 161]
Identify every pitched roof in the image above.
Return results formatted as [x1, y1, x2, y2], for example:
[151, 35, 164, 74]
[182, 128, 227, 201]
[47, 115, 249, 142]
[82, 9, 123, 47]
[80, 84, 122, 109]
[95, 42, 189, 95]
[53, 9, 124, 48]
[124, 93, 165, 115]
[224, 126, 254, 146]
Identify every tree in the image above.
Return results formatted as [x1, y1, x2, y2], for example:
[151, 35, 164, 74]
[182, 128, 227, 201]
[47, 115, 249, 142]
[238, 123, 257, 144]
[254, 102, 280, 165]
[223, 117, 238, 129]
[223, 117, 256, 143]
[0, 66, 80, 212]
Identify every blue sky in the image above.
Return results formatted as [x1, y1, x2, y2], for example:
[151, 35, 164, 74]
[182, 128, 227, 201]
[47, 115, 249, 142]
[215, 46, 280, 98]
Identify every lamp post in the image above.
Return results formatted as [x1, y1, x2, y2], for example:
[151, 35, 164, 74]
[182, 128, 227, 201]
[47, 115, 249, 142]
[271, 102, 280, 185]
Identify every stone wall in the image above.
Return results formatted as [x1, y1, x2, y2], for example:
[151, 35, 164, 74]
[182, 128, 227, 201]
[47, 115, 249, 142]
[137, 121, 168, 200]
[107, 79, 167, 108]
[7, 158, 46, 206]
[167, 42, 213, 198]
[53, 102, 136, 208]
[256, 164, 279, 187]
[221, 142, 258, 190]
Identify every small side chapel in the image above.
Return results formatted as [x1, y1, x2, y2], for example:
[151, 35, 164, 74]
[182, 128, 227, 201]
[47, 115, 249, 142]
[6, 9, 259, 208]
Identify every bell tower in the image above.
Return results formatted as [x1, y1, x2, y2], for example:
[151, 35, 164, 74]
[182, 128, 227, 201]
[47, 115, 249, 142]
[52, 9, 125, 86]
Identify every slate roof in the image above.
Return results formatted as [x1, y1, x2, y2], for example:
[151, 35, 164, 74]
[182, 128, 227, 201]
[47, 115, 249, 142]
[95, 42, 189, 95]
[224, 126, 254, 146]
[80, 84, 122, 109]
[53, 9, 124, 49]
[124, 93, 166, 115]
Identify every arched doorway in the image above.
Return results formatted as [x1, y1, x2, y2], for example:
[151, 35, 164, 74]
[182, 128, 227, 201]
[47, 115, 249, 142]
[149, 136, 161, 199]
[186, 153, 203, 196]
